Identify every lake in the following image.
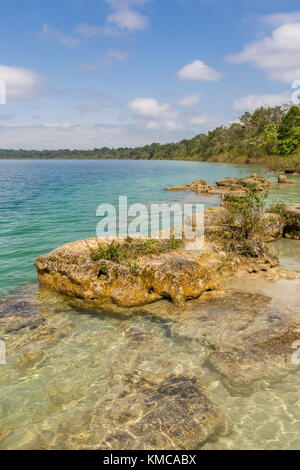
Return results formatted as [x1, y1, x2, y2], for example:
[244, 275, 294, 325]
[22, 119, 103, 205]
[1, 159, 300, 450]
[1, 159, 299, 297]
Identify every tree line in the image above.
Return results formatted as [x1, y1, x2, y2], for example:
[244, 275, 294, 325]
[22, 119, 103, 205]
[1, 104, 300, 161]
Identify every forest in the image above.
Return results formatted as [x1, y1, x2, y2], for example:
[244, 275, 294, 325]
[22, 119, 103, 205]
[1, 105, 300, 171]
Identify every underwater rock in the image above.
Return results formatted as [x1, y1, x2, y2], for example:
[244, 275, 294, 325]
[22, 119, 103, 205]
[208, 317, 300, 393]
[0, 298, 44, 334]
[95, 374, 229, 450]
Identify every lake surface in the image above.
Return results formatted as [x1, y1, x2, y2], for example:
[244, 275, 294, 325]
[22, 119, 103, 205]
[1, 159, 300, 450]
[1, 159, 299, 297]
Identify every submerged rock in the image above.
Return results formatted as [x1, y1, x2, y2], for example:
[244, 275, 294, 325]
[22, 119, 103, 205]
[208, 319, 300, 394]
[95, 374, 229, 450]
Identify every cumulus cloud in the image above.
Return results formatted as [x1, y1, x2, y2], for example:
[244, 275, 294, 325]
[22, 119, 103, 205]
[233, 91, 290, 112]
[128, 97, 184, 132]
[41, 24, 79, 47]
[76, 0, 149, 37]
[189, 114, 215, 127]
[177, 60, 222, 82]
[0, 65, 45, 100]
[146, 119, 183, 131]
[261, 11, 300, 27]
[227, 22, 300, 83]
[129, 97, 178, 120]
[177, 93, 201, 107]
[107, 8, 147, 31]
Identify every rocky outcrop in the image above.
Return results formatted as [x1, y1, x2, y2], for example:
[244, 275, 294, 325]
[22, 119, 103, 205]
[216, 173, 271, 192]
[35, 202, 282, 309]
[283, 205, 300, 240]
[278, 175, 297, 184]
[35, 238, 213, 307]
[262, 213, 285, 242]
[165, 173, 271, 196]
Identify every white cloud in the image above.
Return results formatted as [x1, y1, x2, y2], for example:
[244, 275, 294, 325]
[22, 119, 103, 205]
[76, 0, 149, 37]
[41, 24, 79, 47]
[129, 97, 184, 132]
[261, 11, 300, 27]
[189, 114, 215, 126]
[177, 93, 201, 107]
[227, 22, 300, 83]
[146, 119, 183, 131]
[107, 8, 147, 31]
[129, 97, 177, 120]
[177, 60, 222, 82]
[233, 91, 290, 112]
[0, 65, 45, 100]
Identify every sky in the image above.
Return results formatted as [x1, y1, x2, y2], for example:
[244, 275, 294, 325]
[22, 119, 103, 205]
[1, 0, 300, 149]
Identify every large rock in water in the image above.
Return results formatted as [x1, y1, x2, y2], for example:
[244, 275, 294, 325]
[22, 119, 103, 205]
[95, 374, 229, 450]
[284, 205, 300, 240]
[278, 175, 297, 184]
[215, 173, 271, 193]
[165, 173, 271, 195]
[35, 238, 211, 307]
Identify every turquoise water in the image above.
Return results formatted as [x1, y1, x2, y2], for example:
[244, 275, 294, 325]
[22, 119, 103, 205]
[1, 159, 299, 297]
[1, 159, 300, 450]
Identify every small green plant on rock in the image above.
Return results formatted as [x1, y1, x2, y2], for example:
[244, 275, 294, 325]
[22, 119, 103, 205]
[86, 236, 183, 263]
[223, 184, 267, 256]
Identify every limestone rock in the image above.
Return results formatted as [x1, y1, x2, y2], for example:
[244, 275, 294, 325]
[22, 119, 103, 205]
[208, 320, 300, 393]
[262, 212, 285, 242]
[96, 374, 229, 450]
[35, 239, 212, 307]
[165, 173, 271, 196]
[278, 175, 297, 184]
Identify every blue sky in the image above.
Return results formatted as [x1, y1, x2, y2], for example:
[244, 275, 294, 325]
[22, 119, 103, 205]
[0, 0, 300, 149]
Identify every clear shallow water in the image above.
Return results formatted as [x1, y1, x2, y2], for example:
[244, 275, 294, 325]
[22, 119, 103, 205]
[270, 239, 300, 271]
[1, 159, 300, 297]
[1, 159, 300, 450]
[1, 280, 300, 449]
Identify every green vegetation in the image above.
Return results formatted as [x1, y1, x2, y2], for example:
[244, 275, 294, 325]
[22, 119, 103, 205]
[2, 104, 300, 172]
[223, 185, 267, 257]
[86, 237, 183, 263]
